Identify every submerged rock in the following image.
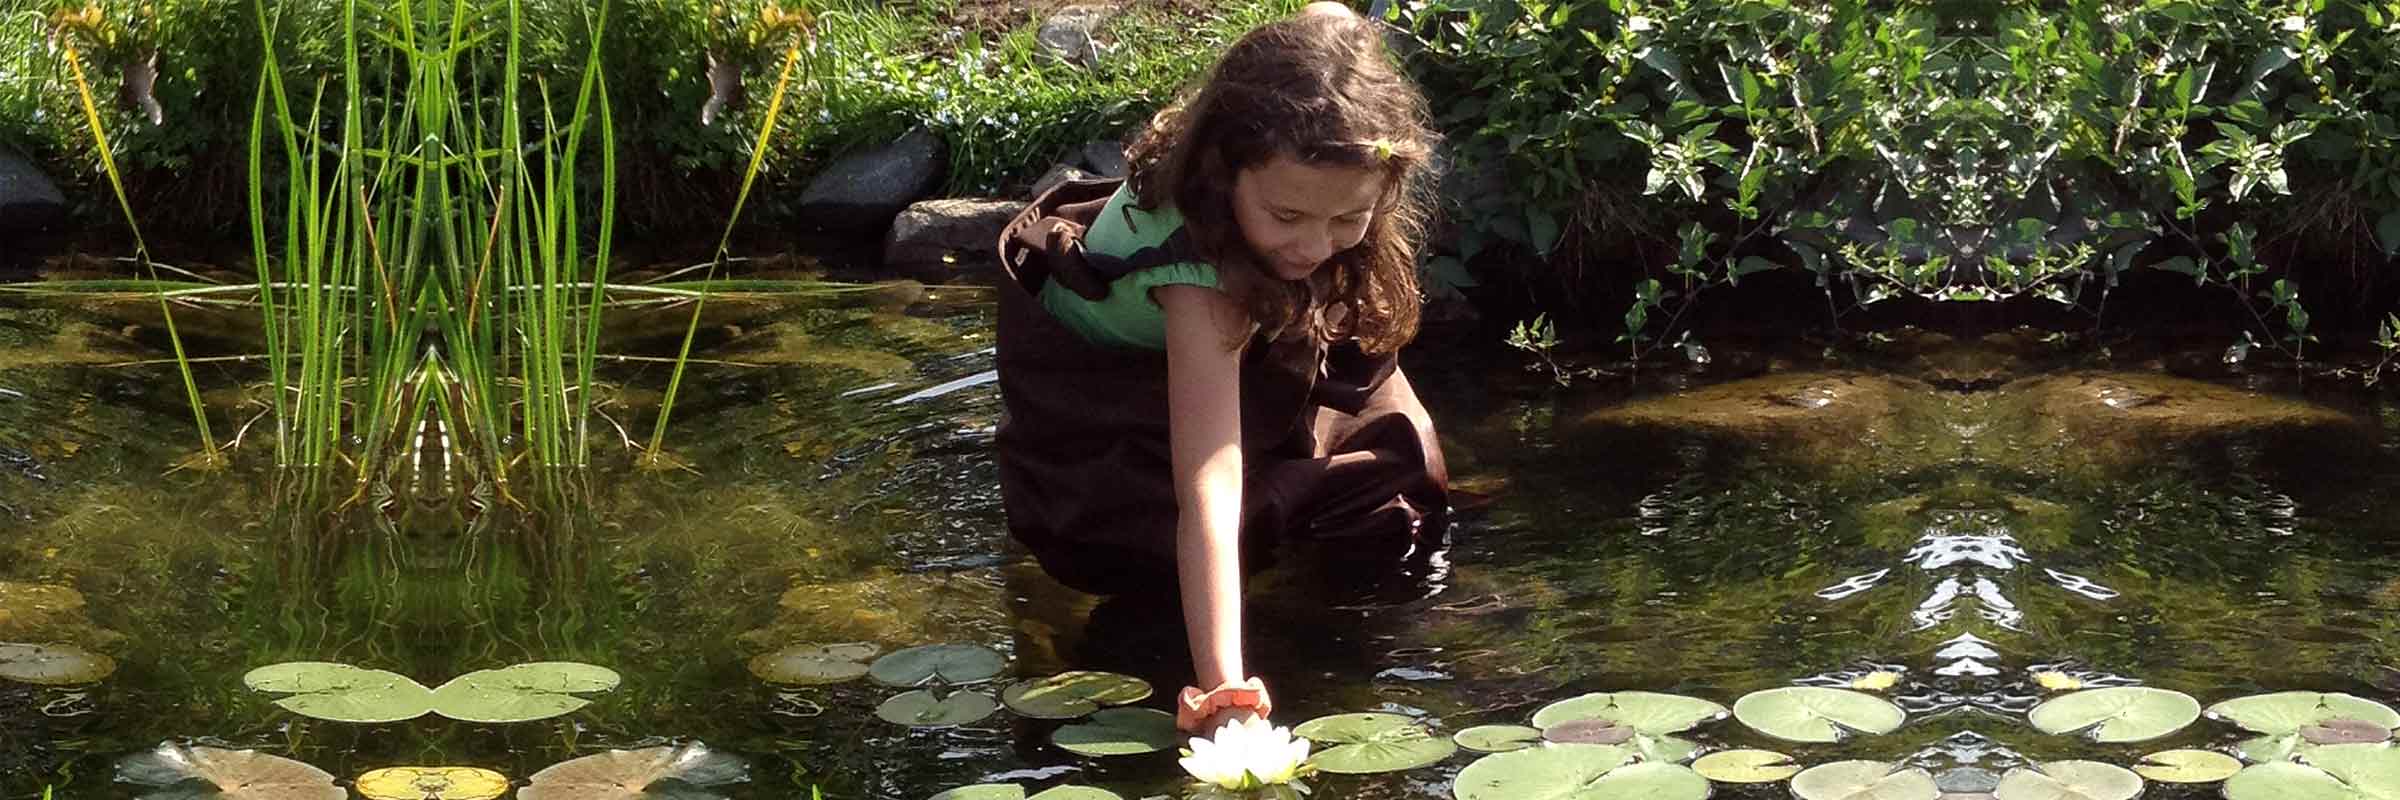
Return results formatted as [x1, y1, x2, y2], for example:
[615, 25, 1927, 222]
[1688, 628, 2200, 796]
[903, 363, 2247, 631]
[0, 582, 125, 651]
[738, 570, 1006, 652]
[882, 198, 1026, 268]
[1031, 162, 1092, 200]
[1981, 371, 2375, 471]
[796, 127, 946, 235]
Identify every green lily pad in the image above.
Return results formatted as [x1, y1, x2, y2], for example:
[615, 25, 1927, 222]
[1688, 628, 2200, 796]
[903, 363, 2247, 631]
[1992, 760, 2143, 800]
[999, 671, 1152, 719]
[2301, 720, 2394, 745]
[1584, 762, 1711, 799]
[1789, 761, 1938, 800]
[1692, 749, 1802, 783]
[114, 743, 345, 800]
[2223, 747, 2400, 800]
[875, 689, 998, 727]
[518, 743, 748, 800]
[2026, 686, 2201, 743]
[927, 786, 1124, 800]
[244, 662, 436, 723]
[0, 642, 116, 685]
[1542, 719, 1635, 745]
[1631, 734, 1701, 765]
[748, 643, 879, 686]
[1732, 687, 1907, 743]
[2132, 749, 2242, 783]
[1531, 691, 1730, 733]
[870, 644, 1007, 688]
[2209, 693, 2400, 736]
[1454, 725, 1544, 754]
[427, 662, 620, 723]
[1451, 744, 1638, 800]
[1292, 712, 1457, 774]
[1051, 707, 1179, 756]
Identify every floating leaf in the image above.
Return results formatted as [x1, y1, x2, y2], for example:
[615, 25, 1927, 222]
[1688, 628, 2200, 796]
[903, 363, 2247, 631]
[2300, 719, 2394, 745]
[1051, 707, 1179, 757]
[1992, 760, 2143, 800]
[2032, 671, 2084, 692]
[1531, 691, 1730, 734]
[1631, 733, 1701, 764]
[2026, 687, 2201, 743]
[355, 767, 511, 800]
[876, 690, 998, 727]
[1789, 760, 1939, 800]
[0, 642, 116, 685]
[1291, 712, 1456, 774]
[1451, 744, 1637, 800]
[1454, 725, 1544, 754]
[429, 663, 620, 724]
[244, 662, 436, 724]
[1000, 671, 1152, 719]
[927, 786, 1124, 800]
[114, 744, 344, 800]
[1850, 671, 1901, 691]
[1543, 719, 1635, 745]
[870, 644, 1007, 688]
[1582, 762, 1710, 799]
[2222, 747, 2400, 800]
[1693, 749, 1802, 783]
[2208, 693, 2400, 736]
[2133, 750, 2242, 783]
[1732, 687, 1907, 743]
[518, 743, 748, 800]
[748, 643, 878, 685]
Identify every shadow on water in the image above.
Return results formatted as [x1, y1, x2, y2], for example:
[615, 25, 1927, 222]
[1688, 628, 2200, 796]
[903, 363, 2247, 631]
[3, 286, 2400, 798]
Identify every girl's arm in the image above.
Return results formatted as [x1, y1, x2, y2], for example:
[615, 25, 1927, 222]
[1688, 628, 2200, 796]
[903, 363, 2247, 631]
[1157, 283, 1259, 722]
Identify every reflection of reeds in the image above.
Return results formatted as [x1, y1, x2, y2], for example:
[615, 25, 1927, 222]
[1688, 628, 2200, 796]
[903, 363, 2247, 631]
[33, 0, 836, 515]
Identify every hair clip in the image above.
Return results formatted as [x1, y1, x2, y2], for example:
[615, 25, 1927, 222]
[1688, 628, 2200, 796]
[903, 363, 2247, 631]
[1367, 138, 1396, 162]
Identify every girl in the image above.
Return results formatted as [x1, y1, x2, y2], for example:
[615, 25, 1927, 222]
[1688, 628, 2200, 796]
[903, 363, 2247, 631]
[993, 2, 1449, 734]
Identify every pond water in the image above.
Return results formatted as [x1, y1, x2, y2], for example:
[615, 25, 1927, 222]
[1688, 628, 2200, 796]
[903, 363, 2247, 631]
[2, 286, 2397, 799]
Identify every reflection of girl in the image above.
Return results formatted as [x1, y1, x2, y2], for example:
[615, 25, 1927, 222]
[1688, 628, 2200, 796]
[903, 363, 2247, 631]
[993, 2, 1450, 734]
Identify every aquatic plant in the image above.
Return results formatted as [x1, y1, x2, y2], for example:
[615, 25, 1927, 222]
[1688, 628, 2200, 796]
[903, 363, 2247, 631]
[1993, 760, 2143, 800]
[2221, 744, 2400, 800]
[875, 688, 998, 727]
[929, 785, 1125, 800]
[1689, 749, 1801, 783]
[1179, 716, 1314, 792]
[1052, 707, 1183, 756]
[1000, 670, 1154, 718]
[1788, 760, 1937, 800]
[1452, 744, 1710, 800]
[354, 767, 510, 800]
[1730, 686, 1908, 743]
[517, 742, 748, 800]
[2205, 691, 2400, 763]
[240, 660, 619, 723]
[114, 743, 343, 800]
[747, 641, 879, 685]
[2131, 750, 2242, 784]
[2025, 686, 2203, 743]
[0, 642, 117, 685]
[1290, 712, 1455, 775]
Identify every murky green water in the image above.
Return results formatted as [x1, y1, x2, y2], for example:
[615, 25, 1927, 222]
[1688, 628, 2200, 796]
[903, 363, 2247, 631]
[2, 290, 2396, 799]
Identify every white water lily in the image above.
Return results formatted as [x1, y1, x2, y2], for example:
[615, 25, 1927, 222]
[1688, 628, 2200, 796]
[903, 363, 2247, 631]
[1179, 717, 1312, 791]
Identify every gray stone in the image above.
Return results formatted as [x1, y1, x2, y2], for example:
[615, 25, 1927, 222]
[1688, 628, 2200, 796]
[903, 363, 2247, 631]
[883, 198, 1028, 267]
[1079, 138, 1129, 178]
[798, 127, 947, 234]
[0, 145, 68, 236]
[1037, 5, 1118, 68]
[1031, 163, 1094, 200]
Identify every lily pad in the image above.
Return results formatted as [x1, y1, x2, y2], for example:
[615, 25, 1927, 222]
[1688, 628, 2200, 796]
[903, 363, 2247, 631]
[1542, 719, 1635, 745]
[1992, 760, 2142, 800]
[2026, 686, 2201, 743]
[243, 662, 435, 723]
[429, 662, 620, 723]
[999, 671, 1153, 719]
[927, 786, 1125, 800]
[1051, 707, 1180, 756]
[355, 767, 512, 800]
[2210, 693, 2400, 735]
[2132, 750, 2241, 783]
[2300, 719, 2394, 745]
[518, 743, 749, 800]
[0, 642, 116, 685]
[869, 643, 1006, 688]
[1531, 691, 1730, 733]
[2222, 747, 2400, 800]
[748, 643, 879, 686]
[1692, 749, 1802, 783]
[1292, 712, 1457, 774]
[1451, 744, 1638, 800]
[1789, 760, 1939, 800]
[114, 744, 344, 800]
[1454, 725, 1544, 754]
[1732, 687, 1908, 743]
[876, 689, 999, 727]
[1630, 733, 1702, 764]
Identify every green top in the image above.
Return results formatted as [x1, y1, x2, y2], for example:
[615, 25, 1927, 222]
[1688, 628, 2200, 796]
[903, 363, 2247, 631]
[1036, 182, 1221, 350]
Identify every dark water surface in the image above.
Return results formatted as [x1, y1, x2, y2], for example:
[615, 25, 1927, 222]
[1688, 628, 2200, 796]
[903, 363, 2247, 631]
[2, 291, 2396, 799]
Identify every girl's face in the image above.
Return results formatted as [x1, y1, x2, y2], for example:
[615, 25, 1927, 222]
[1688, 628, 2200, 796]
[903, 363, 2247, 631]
[1230, 153, 1385, 282]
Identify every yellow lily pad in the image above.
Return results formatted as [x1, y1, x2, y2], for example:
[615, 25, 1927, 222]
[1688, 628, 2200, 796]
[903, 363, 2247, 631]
[356, 767, 511, 800]
[2132, 750, 2241, 784]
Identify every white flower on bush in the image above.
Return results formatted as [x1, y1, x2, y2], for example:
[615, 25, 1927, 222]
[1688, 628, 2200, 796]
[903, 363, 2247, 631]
[1179, 717, 1312, 791]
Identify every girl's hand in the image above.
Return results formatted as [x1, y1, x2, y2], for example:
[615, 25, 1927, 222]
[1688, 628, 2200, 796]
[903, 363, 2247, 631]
[1177, 677, 1275, 733]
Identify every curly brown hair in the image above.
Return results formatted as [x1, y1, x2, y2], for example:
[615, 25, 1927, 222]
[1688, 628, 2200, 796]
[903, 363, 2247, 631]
[1124, 7, 1440, 355]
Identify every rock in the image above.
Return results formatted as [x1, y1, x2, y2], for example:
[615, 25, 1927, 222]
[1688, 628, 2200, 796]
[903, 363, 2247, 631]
[1079, 138, 1129, 178]
[0, 582, 125, 651]
[796, 127, 946, 235]
[0, 145, 67, 236]
[882, 198, 1027, 268]
[1030, 163, 1093, 200]
[1036, 5, 1117, 68]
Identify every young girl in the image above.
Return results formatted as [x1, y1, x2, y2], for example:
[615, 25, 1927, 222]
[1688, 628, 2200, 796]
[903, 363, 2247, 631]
[993, 2, 1449, 734]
